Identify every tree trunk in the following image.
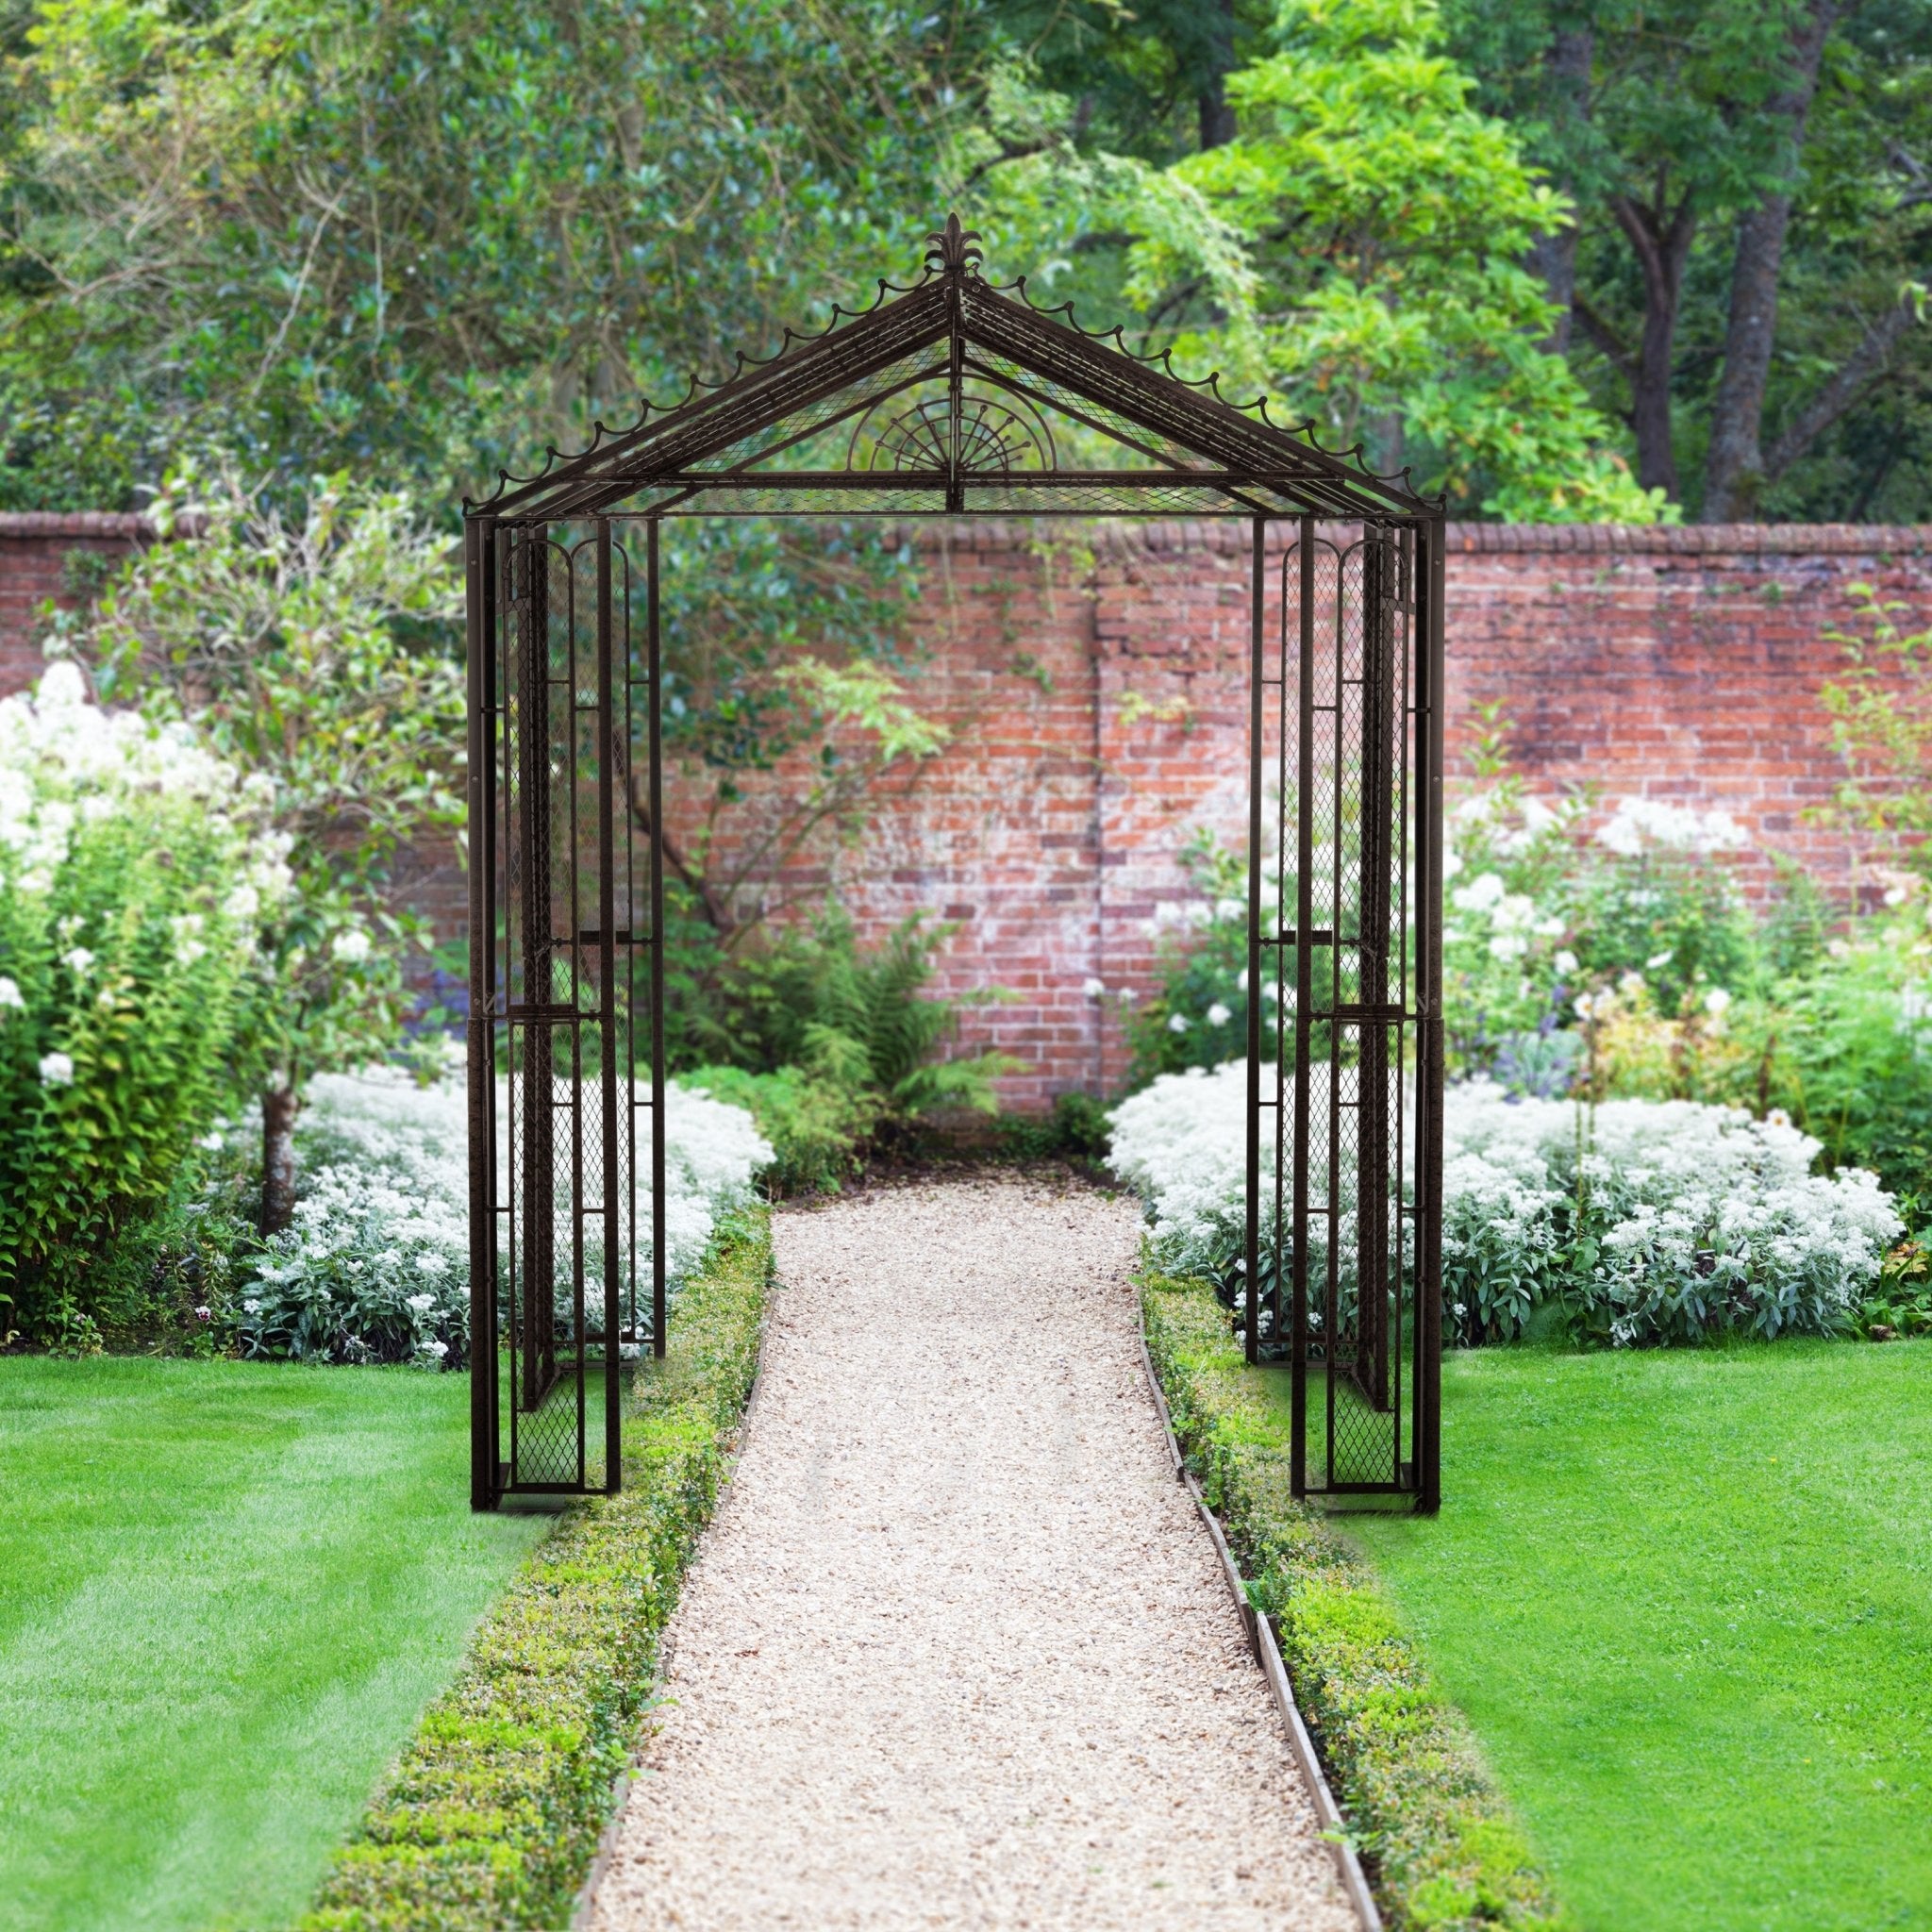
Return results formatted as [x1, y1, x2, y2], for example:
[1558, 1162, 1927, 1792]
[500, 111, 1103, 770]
[1527, 23, 1593, 352]
[1613, 190, 1699, 500]
[1760, 295, 1922, 482]
[1197, 0, 1237, 150]
[1702, 0, 1839, 523]
[1527, 227, 1580, 355]
[1702, 194, 1794, 520]
[260, 1084, 298, 1236]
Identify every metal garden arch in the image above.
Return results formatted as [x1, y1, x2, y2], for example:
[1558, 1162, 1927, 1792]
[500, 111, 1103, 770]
[464, 217, 1445, 1513]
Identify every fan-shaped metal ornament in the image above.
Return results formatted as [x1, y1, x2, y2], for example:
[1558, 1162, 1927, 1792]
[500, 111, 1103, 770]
[850, 386, 1054, 475]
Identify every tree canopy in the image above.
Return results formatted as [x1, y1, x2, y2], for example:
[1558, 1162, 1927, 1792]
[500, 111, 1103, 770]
[0, 0, 1923, 521]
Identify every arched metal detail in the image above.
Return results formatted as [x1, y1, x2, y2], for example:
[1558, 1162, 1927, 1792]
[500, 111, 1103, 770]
[467, 218, 1443, 1513]
[848, 382, 1056, 476]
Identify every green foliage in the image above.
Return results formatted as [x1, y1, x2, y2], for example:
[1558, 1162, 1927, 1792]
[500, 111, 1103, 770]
[678, 1062, 874, 1194]
[705, 912, 1017, 1131]
[1141, 1266, 1570, 1931]
[1124, 828, 1256, 1086]
[302, 1210, 769, 1932]
[1765, 911, 1932, 1198]
[993, 1090, 1115, 1162]
[1440, 778, 1932, 1204]
[990, 0, 1270, 163]
[1564, 841, 1759, 1016]
[0, 0, 963, 505]
[50, 1161, 259, 1354]
[0, 665, 273, 1341]
[1854, 1214, 1932, 1339]
[1444, 0, 1932, 521]
[58, 460, 465, 1094]
[966, 0, 1664, 520]
[1815, 579, 1932, 869]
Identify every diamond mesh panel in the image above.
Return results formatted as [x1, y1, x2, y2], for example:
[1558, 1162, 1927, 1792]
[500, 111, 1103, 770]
[961, 481, 1257, 514]
[1270, 534, 1411, 1495]
[512, 1065, 581, 1485]
[682, 351, 951, 475]
[663, 485, 946, 515]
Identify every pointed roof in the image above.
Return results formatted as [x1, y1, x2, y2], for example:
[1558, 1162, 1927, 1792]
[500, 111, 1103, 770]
[471, 217, 1439, 525]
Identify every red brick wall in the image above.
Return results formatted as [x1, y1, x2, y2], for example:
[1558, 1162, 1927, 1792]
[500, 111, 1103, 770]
[0, 512, 151, 689]
[1438, 521, 1931, 894]
[673, 520, 1932, 1108]
[5, 514, 1926, 1107]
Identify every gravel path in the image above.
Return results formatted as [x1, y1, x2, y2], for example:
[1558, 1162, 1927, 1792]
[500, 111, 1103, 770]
[590, 1174, 1354, 1932]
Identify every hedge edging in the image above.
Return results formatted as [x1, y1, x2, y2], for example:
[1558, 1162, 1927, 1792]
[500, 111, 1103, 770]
[1141, 1265, 1572, 1932]
[301, 1208, 772, 1931]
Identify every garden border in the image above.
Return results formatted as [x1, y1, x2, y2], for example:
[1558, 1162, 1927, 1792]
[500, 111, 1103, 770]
[1137, 1322, 1383, 1931]
[301, 1208, 771, 1932]
[1141, 1262, 1571, 1932]
[564, 1254, 781, 1932]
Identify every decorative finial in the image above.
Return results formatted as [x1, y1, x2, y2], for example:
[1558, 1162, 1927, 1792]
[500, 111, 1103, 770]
[924, 212, 983, 277]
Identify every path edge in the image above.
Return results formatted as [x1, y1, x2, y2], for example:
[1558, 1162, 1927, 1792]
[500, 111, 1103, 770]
[1136, 1323, 1384, 1932]
[568, 1266, 782, 1932]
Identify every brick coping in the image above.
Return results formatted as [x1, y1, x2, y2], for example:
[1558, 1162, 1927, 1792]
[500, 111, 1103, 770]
[904, 518, 1932, 558]
[0, 512, 152, 539]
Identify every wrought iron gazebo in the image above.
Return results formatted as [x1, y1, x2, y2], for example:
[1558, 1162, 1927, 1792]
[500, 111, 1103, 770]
[464, 217, 1445, 1512]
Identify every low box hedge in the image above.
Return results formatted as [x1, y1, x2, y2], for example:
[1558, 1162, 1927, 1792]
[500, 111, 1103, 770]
[1141, 1264, 1571, 1932]
[301, 1208, 771, 1931]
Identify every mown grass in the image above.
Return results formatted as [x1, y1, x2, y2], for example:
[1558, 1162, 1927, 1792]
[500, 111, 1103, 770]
[1142, 1266, 1568, 1932]
[1341, 1340, 1932, 1932]
[0, 1355, 546, 1932]
[302, 1207, 770, 1930]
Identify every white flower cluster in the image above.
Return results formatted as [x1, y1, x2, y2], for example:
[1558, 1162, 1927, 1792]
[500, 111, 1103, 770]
[240, 1056, 773, 1365]
[1449, 867, 1566, 962]
[1445, 1083, 1898, 1342]
[1446, 788, 1560, 861]
[1108, 1062, 1899, 1347]
[1108, 1061, 1264, 1270]
[1594, 795, 1747, 858]
[0, 662, 291, 916]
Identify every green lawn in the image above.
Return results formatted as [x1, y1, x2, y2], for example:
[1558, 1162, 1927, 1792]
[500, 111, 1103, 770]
[0, 1357, 547, 1932]
[1337, 1341, 1932, 1932]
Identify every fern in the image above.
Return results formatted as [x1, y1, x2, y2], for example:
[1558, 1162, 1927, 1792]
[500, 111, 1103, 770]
[714, 912, 1016, 1136]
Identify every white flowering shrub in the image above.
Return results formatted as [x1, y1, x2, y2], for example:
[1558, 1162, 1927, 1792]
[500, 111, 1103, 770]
[1109, 1062, 1900, 1348]
[237, 1059, 772, 1366]
[1440, 781, 1760, 1088]
[1443, 1083, 1899, 1344]
[1123, 830, 1277, 1085]
[0, 663, 291, 1338]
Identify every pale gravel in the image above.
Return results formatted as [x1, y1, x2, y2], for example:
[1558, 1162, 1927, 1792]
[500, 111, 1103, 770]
[590, 1173, 1355, 1932]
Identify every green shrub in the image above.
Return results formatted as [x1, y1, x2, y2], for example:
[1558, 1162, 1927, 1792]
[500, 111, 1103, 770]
[1141, 1264, 1571, 1931]
[58, 461, 469, 1234]
[302, 1208, 770, 1931]
[993, 1090, 1114, 1162]
[716, 912, 1012, 1118]
[1124, 828, 1256, 1086]
[1850, 1197, 1932, 1339]
[0, 664, 287, 1344]
[678, 1062, 872, 1193]
[676, 913, 1016, 1186]
[1767, 918, 1932, 1198]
